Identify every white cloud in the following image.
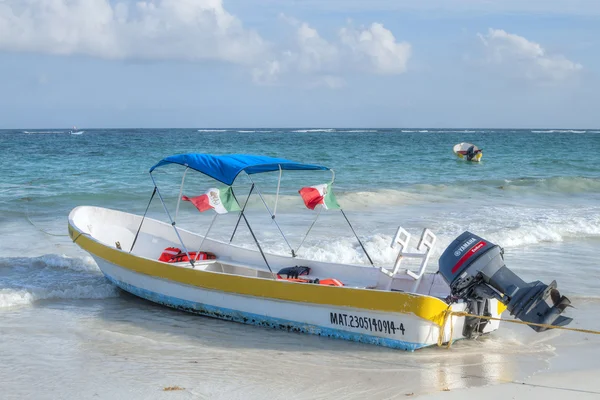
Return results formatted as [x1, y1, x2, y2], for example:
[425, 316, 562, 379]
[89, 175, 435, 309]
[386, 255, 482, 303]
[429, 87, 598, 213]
[478, 28, 582, 82]
[252, 18, 342, 87]
[0, 1, 412, 89]
[0, 0, 266, 64]
[339, 23, 411, 75]
[310, 75, 347, 89]
[251, 18, 411, 87]
[295, 23, 340, 73]
[252, 60, 281, 85]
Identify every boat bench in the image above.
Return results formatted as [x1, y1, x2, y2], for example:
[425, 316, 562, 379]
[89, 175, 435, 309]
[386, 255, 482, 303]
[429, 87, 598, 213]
[168, 258, 219, 269]
[171, 257, 274, 279]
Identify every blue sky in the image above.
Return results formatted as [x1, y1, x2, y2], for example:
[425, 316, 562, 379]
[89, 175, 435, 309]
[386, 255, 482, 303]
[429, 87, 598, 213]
[1, 0, 598, 129]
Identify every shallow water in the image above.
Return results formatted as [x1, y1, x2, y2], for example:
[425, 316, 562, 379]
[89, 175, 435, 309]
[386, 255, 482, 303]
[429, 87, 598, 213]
[1, 128, 599, 398]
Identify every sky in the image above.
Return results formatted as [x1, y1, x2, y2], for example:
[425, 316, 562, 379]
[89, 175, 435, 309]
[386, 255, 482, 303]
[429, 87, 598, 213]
[0, 0, 599, 129]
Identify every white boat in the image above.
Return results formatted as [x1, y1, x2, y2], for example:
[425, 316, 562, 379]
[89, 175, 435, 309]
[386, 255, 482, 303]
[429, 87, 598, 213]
[68, 154, 572, 351]
[453, 142, 482, 162]
[70, 126, 84, 135]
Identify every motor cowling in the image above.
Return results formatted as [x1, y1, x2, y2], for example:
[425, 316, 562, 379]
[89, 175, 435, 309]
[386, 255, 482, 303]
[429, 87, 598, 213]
[438, 231, 572, 332]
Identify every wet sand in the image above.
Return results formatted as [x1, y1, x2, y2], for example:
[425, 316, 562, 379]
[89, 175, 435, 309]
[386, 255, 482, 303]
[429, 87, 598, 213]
[421, 369, 600, 400]
[1, 293, 598, 400]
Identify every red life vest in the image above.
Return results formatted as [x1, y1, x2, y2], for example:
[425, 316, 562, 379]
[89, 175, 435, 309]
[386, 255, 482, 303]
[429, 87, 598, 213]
[276, 276, 344, 286]
[158, 247, 216, 263]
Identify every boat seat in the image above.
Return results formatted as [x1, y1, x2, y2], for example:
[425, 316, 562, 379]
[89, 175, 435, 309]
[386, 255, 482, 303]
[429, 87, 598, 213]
[218, 259, 272, 273]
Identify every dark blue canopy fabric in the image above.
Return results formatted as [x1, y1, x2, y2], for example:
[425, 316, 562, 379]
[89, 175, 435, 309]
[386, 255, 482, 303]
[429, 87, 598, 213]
[149, 153, 331, 185]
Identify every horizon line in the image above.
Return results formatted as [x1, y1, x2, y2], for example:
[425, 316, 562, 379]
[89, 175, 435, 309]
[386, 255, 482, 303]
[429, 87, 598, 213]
[2, 127, 599, 131]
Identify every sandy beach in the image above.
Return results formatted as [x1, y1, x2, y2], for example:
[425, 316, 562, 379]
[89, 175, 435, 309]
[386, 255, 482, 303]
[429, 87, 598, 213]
[422, 370, 600, 400]
[1, 286, 597, 400]
[421, 298, 600, 400]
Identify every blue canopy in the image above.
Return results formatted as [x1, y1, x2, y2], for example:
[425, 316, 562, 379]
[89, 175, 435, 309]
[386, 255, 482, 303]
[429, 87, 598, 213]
[149, 153, 331, 185]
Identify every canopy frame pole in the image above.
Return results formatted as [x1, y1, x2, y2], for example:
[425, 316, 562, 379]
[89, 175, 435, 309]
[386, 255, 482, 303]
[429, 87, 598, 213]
[129, 186, 157, 253]
[150, 173, 196, 268]
[272, 165, 282, 218]
[246, 174, 296, 257]
[229, 184, 254, 244]
[231, 187, 276, 279]
[194, 213, 218, 261]
[174, 167, 189, 223]
[340, 208, 375, 267]
[295, 204, 322, 255]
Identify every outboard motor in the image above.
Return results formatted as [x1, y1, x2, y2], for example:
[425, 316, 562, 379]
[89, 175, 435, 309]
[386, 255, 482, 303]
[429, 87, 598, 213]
[439, 231, 572, 337]
[466, 145, 476, 161]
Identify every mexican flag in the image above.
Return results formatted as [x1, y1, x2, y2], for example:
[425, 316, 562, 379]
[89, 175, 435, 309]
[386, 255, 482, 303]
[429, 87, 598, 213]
[182, 187, 241, 214]
[298, 183, 340, 210]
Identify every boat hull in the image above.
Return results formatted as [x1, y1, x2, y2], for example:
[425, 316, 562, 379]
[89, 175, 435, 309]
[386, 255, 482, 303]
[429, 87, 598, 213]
[68, 206, 502, 351]
[456, 152, 482, 162]
[95, 256, 461, 351]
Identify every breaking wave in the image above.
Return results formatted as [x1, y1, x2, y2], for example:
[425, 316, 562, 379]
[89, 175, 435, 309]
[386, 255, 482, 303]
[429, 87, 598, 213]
[250, 176, 600, 210]
[233, 189, 423, 213]
[291, 129, 335, 133]
[254, 211, 599, 283]
[407, 176, 600, 196]
[201, 177, 600, 219]
[494, 176, 600, 194]
[286, 129, 379, 133]
[23, 131, 65, 134]
[531, 130, 587, 133]
[441, 129, 477, 133]
[237, 130, 273, 133]
[470, 216, 600, 248]
[0, 254, 118, 308]
[400, 129, 477, 133]
[338, 130, 378, 133]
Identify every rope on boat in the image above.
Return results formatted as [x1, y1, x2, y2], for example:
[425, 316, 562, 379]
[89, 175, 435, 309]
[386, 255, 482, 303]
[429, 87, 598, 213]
[437, 308, 600, 349]
[71, 231, 90, 243]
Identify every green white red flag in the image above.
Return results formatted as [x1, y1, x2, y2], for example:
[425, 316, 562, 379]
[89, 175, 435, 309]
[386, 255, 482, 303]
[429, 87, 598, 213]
[298, 183, 340, 210]
[182, 187, 240, 214]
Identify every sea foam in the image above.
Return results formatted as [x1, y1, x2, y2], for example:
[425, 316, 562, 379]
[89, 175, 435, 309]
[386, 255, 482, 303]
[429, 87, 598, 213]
[0, 254, 118, 308]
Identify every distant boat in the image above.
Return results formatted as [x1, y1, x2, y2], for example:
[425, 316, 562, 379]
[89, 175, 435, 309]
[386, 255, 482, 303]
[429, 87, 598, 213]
[453, 142, 482, 162]
[70, 126, 85, 135]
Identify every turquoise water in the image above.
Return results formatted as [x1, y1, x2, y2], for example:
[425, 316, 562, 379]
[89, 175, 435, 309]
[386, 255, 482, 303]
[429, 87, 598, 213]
[3, 128, 600, 200]
[1, 128, 600, 399]
[2, 128, 600, 283]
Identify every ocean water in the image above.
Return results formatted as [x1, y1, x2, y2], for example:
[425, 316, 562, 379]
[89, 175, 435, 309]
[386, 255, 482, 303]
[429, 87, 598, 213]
[1, 128, 600, 399]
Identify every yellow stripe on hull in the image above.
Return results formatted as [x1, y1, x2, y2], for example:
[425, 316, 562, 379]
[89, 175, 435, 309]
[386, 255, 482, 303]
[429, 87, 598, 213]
[69, 222, 451, 326]
[455, 153, 482, 162]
